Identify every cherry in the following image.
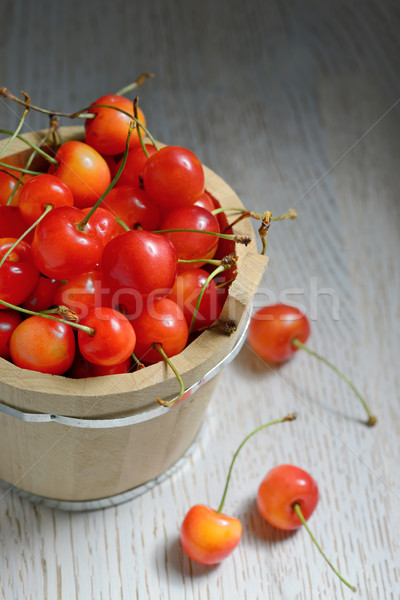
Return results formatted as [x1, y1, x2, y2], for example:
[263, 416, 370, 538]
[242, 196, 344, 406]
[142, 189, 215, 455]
[0, 168, 32, 207]
[0, 309, 23, 360]
[166, 268, 221, 332]
[78, 307, 136, 367]
[21, 275, 61, 312]
[80, 205, 122, 247]
[17, 173, 74, 226]
[102, 230, 178, 306]
[257, 464, 356, 591]
[85, 94, 146, 155]
[248, 304, 310, 363]
[31, 206, 103, 280]
[115, 143, 157, 187]
[159, 205, 220, 269]
[194, 191, 216, 213]
[9, 315, 76, 375]
[130, 298, 188, 364]
[102, 185, 161, 231]
[142, 145, 205, 208]
[257, 464, 318, 530]
[180, 505, 242, 566]
[0, 206, 34, 244]
[0, 238, 39, 308]
[248, 304, 376, 426]
[54, 270, 109, 320]
[181, 414, 296, 565]
[0, 169, 20, 206]
[50, 141, 111, 209]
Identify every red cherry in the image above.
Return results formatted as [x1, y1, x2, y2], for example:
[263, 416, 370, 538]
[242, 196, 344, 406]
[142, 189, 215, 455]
[102, 230, 177, 302]
[180, 505, 242, 565]
[9, 315, 76, 375]
[257, 465, 319, 530]
[142, 145, 204, 208]
[80, 206, 121, 247]
[194, 191, 216, 213]
[102, 185, 161, 231]
[166, 268, 221, 332]
[78, 307, 136, 367]
[21, 275, 61, 312]
[115, 143, 157, 187]
[17, 174, 74, 226]
[0, 238, 39, 309]
[0, 206, 34, 244]
[31, 206, 103, 280]
[0, 309, 23, 360]
[90, 356, 132, 376]
[160, 205, 220, 269]
[50, 141, 111, 209]
[130, 298, 188, 364]
[248, 304, 310, 363]
[54, 270, 109, 320]
[0, 169, 33, 206]
[85, 94, 146, 156]
[248, 304, 376, 425]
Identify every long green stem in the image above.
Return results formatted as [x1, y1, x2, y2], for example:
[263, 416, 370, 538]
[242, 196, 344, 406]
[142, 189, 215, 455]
[189, 265, 225, 335]
[293, 503, 356, 592]
[7, 119, 60, 206]
[0, 130, 58, 166]
[0, 103, 30, 159]
[0, 205, 52, 268]
[76, 123, 134, 230]
[0, 162, 42, 176]
[154, 343, 185, 407]
[0, 298, 94, 335]
[291, 339, 377, 426]
[153, 229, 251, 245]
[216, 414, 297, 514]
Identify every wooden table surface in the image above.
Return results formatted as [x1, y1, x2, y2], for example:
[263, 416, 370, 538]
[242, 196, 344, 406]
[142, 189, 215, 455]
[1, 1, 399, 598]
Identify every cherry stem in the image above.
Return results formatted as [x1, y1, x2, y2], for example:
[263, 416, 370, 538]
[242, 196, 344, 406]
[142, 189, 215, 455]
[0, 205, 52, 268]
[114, 216, 130, 231]
[0, 162, 42, 176]
[291, 338, 377, 426]
[0, 130, 58, 166]
[0, 94, 30, 160]
[153, 343, 185, 407]
[216, 414, 297, 515]
[153, 228, 251, 245]
[0, 298, 94, 335]
[292, 503, 356, 592]
[131, 352, 145, 370]
[188, 254, 237, 335]
[6, 119, 58, 206]
[0, 87, 93, 119]
[114, 72, 155, 96]
[133, 96, 149, 159]
[76, 123, 134, 230]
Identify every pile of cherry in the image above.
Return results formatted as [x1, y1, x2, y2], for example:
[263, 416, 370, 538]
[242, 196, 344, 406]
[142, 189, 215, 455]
[0, 90, 242, 388]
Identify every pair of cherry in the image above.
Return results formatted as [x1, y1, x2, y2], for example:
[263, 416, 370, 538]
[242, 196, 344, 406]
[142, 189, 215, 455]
[180, 414, 356, 592]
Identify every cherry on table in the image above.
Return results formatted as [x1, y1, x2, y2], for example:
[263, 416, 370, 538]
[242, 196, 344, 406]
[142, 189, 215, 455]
[257, 464, 356, 591]
[248, 303, 377, 426]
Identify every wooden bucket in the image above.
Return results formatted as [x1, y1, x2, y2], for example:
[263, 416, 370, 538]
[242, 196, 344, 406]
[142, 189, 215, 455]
[0, 127, 267, 509]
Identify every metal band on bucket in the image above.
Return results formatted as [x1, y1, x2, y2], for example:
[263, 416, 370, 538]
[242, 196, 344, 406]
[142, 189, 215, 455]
[0, 312, 250, 429]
